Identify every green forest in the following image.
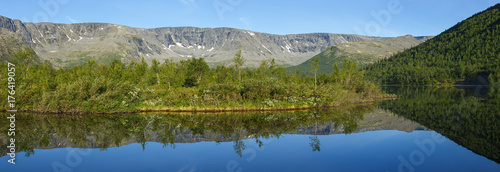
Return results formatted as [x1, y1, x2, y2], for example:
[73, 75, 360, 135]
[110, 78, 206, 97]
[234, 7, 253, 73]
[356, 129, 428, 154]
[365, 4, 500, 85]
[0, 41, 388, 113]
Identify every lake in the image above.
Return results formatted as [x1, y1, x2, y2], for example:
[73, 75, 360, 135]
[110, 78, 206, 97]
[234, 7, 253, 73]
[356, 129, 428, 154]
[1, 86, 499, 172]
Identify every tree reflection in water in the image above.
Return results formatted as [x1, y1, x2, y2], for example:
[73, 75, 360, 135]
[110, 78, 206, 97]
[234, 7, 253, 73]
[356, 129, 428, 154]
[379, 86, 500, 163]
[0, 104, 373, 157]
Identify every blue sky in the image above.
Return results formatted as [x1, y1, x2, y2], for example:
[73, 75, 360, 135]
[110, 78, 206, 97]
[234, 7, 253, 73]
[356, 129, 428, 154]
[0, 0, 498, 37]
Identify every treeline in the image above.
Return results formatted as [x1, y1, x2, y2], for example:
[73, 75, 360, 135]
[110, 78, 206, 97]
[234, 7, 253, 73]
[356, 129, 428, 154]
[365, 4, 500, 85]
[0, 47, 386, 113]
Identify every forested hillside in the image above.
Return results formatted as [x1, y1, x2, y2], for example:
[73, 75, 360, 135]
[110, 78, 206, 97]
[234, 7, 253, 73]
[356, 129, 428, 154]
[288, 35, 429, 75]
[365, 4, 500, 85]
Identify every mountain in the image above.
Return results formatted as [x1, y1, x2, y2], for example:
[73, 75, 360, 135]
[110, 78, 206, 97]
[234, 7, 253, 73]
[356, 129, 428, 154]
[365, 4, 500, 85]
[0, 15, 387, 68]
[287, 35, 430, 75]
[0, 32, 41, 65]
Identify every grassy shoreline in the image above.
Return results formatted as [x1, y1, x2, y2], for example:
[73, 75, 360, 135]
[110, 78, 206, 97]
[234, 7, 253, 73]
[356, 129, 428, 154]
[139, 95, 395, 113]
[2, 95, 396, 114]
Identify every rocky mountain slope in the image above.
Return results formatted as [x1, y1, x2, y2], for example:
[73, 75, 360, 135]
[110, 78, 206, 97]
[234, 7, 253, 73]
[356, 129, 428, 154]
[287, 35, 431, 75]
[0, 15, 387, 68]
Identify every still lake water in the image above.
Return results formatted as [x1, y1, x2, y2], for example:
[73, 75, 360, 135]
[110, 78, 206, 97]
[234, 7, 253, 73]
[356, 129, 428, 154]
[1, 86, 499, 172]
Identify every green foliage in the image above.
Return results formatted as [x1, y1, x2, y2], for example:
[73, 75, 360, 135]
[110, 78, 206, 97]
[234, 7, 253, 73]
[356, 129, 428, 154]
[0, 48, 386, 113]
[310, 57, 320, 89]
[232, 50, 246, 82]
[365, 4, 500, 85]
[35, 77, 137, 113]
[179, 57, 210, 87]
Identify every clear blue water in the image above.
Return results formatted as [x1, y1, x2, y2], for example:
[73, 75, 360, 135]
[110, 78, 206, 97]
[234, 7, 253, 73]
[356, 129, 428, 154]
[1, 131, 498, 172]
[1, 86, 499, 172]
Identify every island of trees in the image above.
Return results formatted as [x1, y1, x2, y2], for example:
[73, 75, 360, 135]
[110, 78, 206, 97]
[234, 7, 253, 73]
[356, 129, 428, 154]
[0, 44, 390, 113]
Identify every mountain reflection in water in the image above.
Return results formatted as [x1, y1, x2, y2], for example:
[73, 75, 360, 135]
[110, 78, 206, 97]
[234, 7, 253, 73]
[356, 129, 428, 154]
[1, 104, 423, 157]
[0, 86, 499, 171]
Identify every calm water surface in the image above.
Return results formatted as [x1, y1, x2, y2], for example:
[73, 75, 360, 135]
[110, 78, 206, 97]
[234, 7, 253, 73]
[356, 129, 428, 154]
[1, 86, 499, 172]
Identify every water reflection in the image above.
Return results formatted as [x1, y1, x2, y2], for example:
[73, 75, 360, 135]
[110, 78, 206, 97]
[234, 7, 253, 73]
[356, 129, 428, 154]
[1, 104, 422, 158]
[379, 86, 500, 163]
[1, 86, 498, 169]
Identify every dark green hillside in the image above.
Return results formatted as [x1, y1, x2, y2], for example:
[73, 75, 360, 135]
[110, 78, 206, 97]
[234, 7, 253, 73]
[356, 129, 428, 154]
[287, 46, 347, 75]
[288, 35, 428, 75]
[0, 33, 41, 65]
[365, 4, 500, 85]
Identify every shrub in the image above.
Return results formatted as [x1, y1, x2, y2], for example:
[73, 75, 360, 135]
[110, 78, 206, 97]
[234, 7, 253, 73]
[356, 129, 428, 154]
[33, 77, 137, 113]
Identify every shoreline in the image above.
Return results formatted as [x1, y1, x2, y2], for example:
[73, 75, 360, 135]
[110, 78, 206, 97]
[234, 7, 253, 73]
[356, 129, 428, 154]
[3, 96, 396, 114]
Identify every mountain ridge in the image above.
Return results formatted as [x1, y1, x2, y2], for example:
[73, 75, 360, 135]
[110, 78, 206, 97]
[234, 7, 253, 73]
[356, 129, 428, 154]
[0, 15, 388, 68]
